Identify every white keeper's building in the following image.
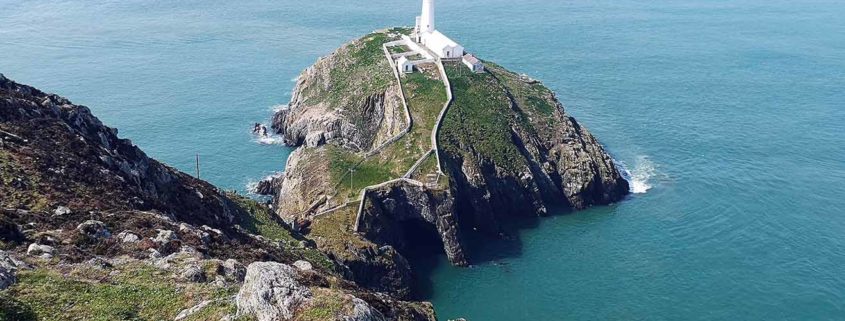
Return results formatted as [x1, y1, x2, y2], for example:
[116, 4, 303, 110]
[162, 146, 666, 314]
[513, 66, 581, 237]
[414, 0, 465, 59]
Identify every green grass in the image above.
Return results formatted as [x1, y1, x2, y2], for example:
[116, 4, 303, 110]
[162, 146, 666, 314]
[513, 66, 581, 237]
[229, 192, 337, 272]
[308, 204, 373, 262]
[327, 146, 394, 200]
[294, 288, 347, 321]
[439, 62, 526, 172]
[0, 149, 50, 212]
[315, 32, 395, 109]
[1, 264, 236, 321]
[230, 193, 298, 243]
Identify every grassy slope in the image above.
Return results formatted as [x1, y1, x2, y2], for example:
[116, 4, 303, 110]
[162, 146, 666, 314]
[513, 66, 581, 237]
[0, 264, 246, 321]
[230, 194, 335, 271]
[325, 63, 446, 202]
[0, 195, 333, 321]
[439, 62, 525, 172]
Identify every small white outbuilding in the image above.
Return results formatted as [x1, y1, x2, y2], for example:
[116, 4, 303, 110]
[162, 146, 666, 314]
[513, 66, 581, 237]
[396, 56, 414, 73]
[462, 54, 484, 73]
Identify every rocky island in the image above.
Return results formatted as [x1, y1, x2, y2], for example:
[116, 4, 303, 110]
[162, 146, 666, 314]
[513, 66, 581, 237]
[0, 27, 627, 321]
[266, 28, 629, 302]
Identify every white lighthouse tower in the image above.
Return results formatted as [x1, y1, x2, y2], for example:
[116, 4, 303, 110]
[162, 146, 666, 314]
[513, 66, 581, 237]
[419, 0, 435, 34]
[414, 0, 464, 59]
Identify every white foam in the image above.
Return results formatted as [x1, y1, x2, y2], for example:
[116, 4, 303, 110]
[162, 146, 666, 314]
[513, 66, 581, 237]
[270, 104, 288, 112]
[621, 155, 655, 194]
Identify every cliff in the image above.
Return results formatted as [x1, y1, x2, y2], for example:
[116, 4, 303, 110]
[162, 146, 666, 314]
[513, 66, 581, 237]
[270, 29, 629, 297]
[0, 74, 436, 321]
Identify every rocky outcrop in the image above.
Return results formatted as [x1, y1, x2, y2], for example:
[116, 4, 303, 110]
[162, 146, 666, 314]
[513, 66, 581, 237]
[253, 173, 284, 196]
[357, 180, 468, 266]
[439, 64, 630, 237]
[0, 73, 243, 229]
[237, 262, 312, 321]
[267, 31, 629, 306]
[272, 33, 405, 153]
[0, 250, 20, 290]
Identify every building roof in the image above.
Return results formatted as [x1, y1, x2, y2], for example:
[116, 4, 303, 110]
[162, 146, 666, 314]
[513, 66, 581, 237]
[463, 54, 480, 65]
[396, 56, 410, 65]
[423, 30, 462, 52]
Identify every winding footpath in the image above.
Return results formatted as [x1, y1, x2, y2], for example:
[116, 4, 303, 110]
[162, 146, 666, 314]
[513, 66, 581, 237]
[311, 41, 454, 223]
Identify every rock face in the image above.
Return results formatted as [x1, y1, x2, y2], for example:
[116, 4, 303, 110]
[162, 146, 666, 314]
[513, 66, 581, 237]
[0, 251, 19, 290]
[439, 64, 630, 236]
[237, 262, 312, 321]
[0, 73, 242, 228]
[272, 33, 406, 153]
[357, 180, 467, 266]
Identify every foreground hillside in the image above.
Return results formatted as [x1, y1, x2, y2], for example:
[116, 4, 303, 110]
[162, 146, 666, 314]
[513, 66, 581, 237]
[0, 74, 437, 321]
[270, 29, 629, 298]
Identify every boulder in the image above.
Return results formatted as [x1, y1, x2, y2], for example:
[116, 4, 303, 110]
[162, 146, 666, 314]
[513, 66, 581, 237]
[154, 229, 177, 244]
[180, 264, 206, 283]
[223, 259, 246, 282]
[117, 230, 141, 243]
[236, 262, 311, 321]
[53, 206, 72, 216]
[26, 243, 55, 258]
[77, 220, 111, 239]
[0, 251, 18, 290]
[292, 260, 313, 272]
[344, 297, 387, 321]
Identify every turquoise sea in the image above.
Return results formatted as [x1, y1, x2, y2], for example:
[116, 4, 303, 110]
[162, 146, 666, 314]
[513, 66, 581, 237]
[2, 0, 844, 320]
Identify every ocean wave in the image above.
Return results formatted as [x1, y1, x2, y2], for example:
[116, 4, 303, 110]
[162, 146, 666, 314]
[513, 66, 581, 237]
[621, 155, 655, 194]
[251, 121, 286, 145]
[270, 104, 288, 112]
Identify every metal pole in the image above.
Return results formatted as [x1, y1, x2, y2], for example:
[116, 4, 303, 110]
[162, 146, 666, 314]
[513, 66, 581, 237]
[196, 154, 200, 179]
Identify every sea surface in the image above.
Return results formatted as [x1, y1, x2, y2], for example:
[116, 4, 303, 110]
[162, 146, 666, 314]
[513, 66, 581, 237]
[2, 0, 844, 320]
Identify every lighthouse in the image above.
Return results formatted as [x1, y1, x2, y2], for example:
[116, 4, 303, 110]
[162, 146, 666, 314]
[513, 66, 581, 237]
[414, 0, 464, 59]
[419, 0, 435, 34]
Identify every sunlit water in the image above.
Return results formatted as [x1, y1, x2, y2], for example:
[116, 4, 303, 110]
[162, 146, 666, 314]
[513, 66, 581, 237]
[2, 1, 844, 320]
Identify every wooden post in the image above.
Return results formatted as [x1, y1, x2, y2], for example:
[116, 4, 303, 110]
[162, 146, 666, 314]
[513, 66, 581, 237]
[196, 154, 200, 179]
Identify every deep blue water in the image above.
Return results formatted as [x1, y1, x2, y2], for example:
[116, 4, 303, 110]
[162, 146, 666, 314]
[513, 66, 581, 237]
[2, 1, 844, 320]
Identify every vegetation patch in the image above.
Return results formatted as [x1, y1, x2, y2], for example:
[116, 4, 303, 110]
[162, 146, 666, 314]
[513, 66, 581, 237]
[308, 204, 374, 262]
[294, 288, 349, 321]
[231, 193, 298, 243]
[439, 62, 526, 172]
[1, 263, 235, 321]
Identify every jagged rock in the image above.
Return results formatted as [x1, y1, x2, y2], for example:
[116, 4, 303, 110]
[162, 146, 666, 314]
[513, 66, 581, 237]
[358, 180, 468, 266]
[223, 259, 246, 282]
[154, 229, 177, 244]
[292, 260, 313, 272]
[271, 38, 406, 153]
[85, 257, 113, 269]
[0, 75, 246, 232]
[180, 264, 206, 283]
[53, 206, 72, 216]
[148, 249, 163, 259]
[26, 243, 55, 258]
[236, 262, 311, 321]
[174, 300, 212, 321]
[0, 251, 18, 290]
[117, 230, 141, 243]
[253, 174, 284, 196]
[77, 220, 111, 239]
[344, 297, 388, 321]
